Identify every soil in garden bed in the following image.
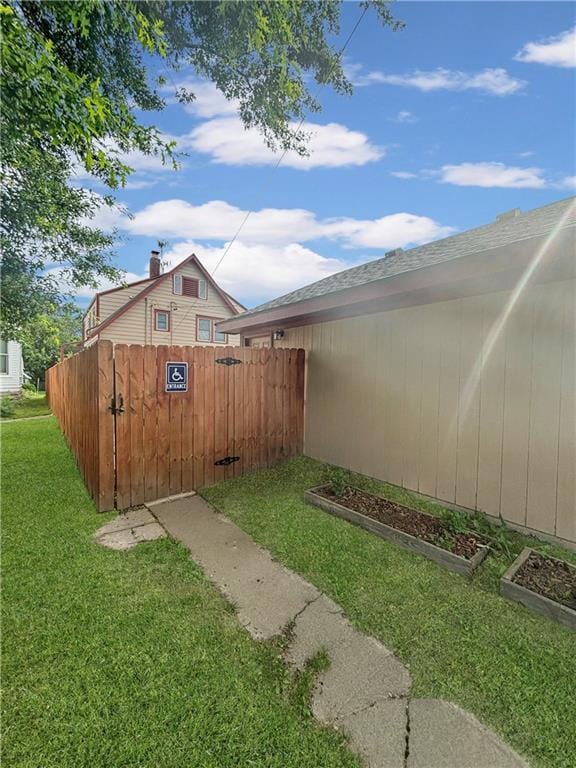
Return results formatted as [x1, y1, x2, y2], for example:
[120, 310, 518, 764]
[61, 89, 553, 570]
[513, 552, 576, 610]
[318, 486, 486, 560]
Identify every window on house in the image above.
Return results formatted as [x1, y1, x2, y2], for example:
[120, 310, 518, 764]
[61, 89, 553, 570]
[154, 310, 170, 332]
[196, 317, 226, 343]
[173, 274, 183, 295]
[197, 317, 212, 342]
[198, 279, 207, 299]
[0, 341, 8, 374]
[214, 326, 227, 343]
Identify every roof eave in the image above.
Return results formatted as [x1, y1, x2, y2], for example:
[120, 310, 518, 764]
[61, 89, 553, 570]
[217, 229, 575, 335]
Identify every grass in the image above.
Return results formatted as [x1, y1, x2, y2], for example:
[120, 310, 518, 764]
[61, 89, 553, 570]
[203, 456, 576, 768]
[1, 420, 360, 768]
[1, 390, 51, 419]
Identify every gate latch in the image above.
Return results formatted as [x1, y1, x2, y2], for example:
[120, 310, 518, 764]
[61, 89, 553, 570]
[109, 395, 125, 415]
[216, 357, 242, 366]
[214, 456, 240, 466]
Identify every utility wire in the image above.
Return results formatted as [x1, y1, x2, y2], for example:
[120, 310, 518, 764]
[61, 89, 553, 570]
[210, 5, 369, 277]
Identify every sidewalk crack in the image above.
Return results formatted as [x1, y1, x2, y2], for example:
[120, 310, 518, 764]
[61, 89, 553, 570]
[404, 698, 411, 768]
[292, 592, 322, 623]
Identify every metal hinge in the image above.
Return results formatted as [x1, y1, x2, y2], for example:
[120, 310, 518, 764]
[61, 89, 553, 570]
[215, 357, 242, 366]
[214, 456, 240, 466]
[109, 395, 125, 415]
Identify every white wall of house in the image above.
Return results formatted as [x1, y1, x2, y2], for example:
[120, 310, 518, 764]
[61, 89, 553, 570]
[0, 341, 25, 394]
[276, 276, 576, 548]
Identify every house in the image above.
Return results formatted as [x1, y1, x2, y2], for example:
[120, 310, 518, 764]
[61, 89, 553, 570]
[83, 252, 244, 347]
[218, 197, 576, 548]
[0, 340, 27, 394]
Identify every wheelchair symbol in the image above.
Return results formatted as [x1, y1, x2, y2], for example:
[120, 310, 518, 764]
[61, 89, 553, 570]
[166, 362, 188, 392]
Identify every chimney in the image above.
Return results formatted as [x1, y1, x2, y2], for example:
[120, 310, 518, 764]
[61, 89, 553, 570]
[149, 250, 161, 279]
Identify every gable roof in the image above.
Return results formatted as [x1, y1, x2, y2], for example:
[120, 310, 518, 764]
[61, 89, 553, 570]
[221, 196, 575, 331]
[86, 254, 241, 338]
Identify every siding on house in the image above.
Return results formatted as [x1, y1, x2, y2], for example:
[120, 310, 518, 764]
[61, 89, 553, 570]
[96, 261, 240, 346]
[0, 341, 25, 394]
[275, 276, 576, 548]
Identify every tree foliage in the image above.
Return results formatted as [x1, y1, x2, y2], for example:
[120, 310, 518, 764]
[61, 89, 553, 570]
[20, 304, 83, 383]
[1, 0, 401, 340]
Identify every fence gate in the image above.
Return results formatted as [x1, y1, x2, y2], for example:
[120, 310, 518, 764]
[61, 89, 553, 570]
[47, 342, 305, 511]
[111, 344, 305, 509]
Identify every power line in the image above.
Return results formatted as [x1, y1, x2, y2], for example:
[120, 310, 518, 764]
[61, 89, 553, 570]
[210, 5, 369, 277]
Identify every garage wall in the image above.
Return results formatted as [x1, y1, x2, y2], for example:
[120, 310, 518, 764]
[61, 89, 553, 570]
[276, 277, 575, 547]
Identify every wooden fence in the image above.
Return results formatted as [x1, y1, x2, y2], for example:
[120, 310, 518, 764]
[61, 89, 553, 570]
[46, 341, 115, 510]
[46, 341, 305, 511]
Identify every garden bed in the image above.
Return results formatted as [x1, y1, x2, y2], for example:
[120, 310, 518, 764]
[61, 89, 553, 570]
[501, 548, 576, 631]
[305, 486, 489, 576]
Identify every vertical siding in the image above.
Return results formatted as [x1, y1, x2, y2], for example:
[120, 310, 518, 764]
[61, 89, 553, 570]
[556, 281, 576, 541]
[276, 277, 576, 546]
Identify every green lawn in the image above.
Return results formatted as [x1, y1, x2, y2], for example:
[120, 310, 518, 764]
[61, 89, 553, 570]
[1, 419, 359, 768]
[203, 457, 576, 768]
[1, 391, 51, 419]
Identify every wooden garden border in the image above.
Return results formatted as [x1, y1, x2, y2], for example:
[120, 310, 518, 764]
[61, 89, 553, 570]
[305, 486, 490, 577]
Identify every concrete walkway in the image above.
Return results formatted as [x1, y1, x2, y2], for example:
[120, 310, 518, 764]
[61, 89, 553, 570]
[149, 495, 528, 768]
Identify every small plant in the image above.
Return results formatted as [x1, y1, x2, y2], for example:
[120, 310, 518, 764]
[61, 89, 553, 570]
[324, 465, 352, 497]
[22, 381, 36, 393]
[0, 396, 16, 418]
[468, 512, 514, 557]
[441, 508, 469, 536]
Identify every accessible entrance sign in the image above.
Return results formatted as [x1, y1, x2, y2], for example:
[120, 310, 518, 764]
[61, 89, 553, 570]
[166, 362, 188, 392]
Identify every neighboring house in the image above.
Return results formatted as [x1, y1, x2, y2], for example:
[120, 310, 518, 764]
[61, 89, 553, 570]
[219, 197, 576, 548]
[83, 252, 245, 347]
[0, 340, 26, 394]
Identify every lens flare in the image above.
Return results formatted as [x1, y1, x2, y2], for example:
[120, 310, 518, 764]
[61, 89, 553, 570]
[453, 199, 576, 434]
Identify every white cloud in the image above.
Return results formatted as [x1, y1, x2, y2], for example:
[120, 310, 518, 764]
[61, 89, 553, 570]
[161, 240, 347, 304]
[124, 199, 321, 244]
[393, 110, 418, 124]
[438, 162, 547, 189]
[349, 65, 526, 96]
[46, 267, 146, 299]
[121, 198, 453, 251]
[123, 178, 161, 190]
[182, 117, 383, 169]
[169, 78, 240, 117]
[391, 171, 419, 180]
[557, 175, 576, 190]
[323, 213, 454, 250]
[79, 196, 128, 232]
[515, 27, 576, 68]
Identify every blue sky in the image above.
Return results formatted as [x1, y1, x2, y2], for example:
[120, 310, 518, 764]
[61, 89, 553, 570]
[76, 1, 576, 308]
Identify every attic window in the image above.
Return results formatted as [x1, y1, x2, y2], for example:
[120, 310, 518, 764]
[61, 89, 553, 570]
[185, 277, 207, 299]
[182, 277, 198, 297]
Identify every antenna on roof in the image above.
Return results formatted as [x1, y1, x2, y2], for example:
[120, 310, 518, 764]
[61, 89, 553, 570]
[157, 239, 171, 272]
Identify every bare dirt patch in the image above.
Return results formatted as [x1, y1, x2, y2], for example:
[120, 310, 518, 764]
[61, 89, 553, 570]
[318, 486, 486, 560]
[513, 551, 576, 610]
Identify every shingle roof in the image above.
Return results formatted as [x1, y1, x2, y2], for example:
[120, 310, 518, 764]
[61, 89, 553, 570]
[243, 196, 575, 318]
